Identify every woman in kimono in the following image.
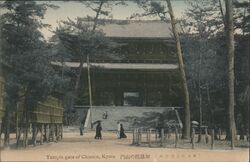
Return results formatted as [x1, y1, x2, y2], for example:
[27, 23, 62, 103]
[119, 124, 127, 139]
[95, 121, 102, 139]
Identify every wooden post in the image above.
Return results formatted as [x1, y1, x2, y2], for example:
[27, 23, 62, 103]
[134, 128, 137, 145]
[55, 124, 59, 141]
[22, 128, 25, 146]
[175, 127, 178, 148]
[16, 108, 18, 139]
[44, 124, 48, 142]
[132, 128, 135, 145]
[211, 129, 214, 150]
[16, 127, 21, 148]
[32, 123, 38, 146]
[146, 129, 149, 143]
[87, 55, 93, 128]
[191, 128, 195, 149]
[218, 128, 222, 140]
[231, 129, 235, 150]
[51, 124, 55, 142]
[160, 128, 164, 147]
[205, 127, 209, 144]
[137, 128, 141, 145]
[40, 124, 44, 145]
[48, 124, 52, 142]
[57, 124, 61, 140]
[139, 128, 142, 145]
[155, 129, 158, 142]
[148, 128, 151, 147]
[25, 126, 29, 147]
[23, 127, 28, 147]
[60, 124, 63, 139]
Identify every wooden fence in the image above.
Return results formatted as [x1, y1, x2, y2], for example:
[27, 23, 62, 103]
[131, 127, 249, 150]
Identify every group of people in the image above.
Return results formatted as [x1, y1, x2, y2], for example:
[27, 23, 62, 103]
[94, 121, 127, 140]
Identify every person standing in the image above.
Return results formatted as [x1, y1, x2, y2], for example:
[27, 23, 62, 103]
[120, 124, 127, 139]
[117, 121, 121, 138]
[95, 121, 102, 140]
[80, 119, 84, 136]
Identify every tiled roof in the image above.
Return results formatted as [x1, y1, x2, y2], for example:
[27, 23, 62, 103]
[97, 20, 173, 38]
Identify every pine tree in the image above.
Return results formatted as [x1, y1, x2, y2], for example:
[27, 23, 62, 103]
[0, 1, 59, 147]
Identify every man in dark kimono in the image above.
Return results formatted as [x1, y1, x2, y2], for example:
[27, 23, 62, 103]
[95, 121, 102, 139]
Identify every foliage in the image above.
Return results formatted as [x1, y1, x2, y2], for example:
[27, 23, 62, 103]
[0, 1, 62, 146]
[131, 0, 168, 21]
[55, 18, 118, 61]
[0, 1, 62, 105]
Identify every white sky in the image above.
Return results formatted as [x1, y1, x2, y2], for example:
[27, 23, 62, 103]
[41, 1, 187, 39]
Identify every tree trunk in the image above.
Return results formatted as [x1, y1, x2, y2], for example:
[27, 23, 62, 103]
[69, 57, 85, 112]
[4, 108, 11, 147]
[92, 2, 104, 31]
[198, 47, 202, 143]
[225, 0, 237, 141]
[166, 0, 191, 139]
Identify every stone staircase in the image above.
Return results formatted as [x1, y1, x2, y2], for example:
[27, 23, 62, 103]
[83, 106, 180, 131]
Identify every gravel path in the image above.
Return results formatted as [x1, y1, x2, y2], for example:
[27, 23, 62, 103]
[1, 132, 249, 162]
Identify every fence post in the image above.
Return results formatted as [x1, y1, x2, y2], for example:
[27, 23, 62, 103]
[160, 128, 164, 147]
[175, 127, 178, 148]
[191, 128, 195, 149]
[211, 129, 214, 150]
[146, 129, 149, 143]
[135, 128, 138, 145]
[132, 128, 135, 145]
[155, 129, 158, 142]
[138, 128, 141, 146]
[148, 128, 151, 147]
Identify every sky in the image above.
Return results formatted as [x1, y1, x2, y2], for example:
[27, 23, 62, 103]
[41, 1, 187, 39]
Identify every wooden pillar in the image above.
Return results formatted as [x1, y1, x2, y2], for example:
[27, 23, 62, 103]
[231, 129, 235, 150]
[55, 124, 58, 141]
[40, 124, 44, 145]
[148, 128, 151, 147]
[44, 124, 48, 142]
[32, 123, 38, 146]
[191, 128, 195, 149]
[50, 124, 54, 142]
[137, 128, 141, 146]
[205, 127, 209, 144]
[211, 129, 214, 150]
[60, 124, 63, 139]
[132, 128, 136, 145]
[160, 128, 164, 147]
[155, 129, 158, 142]
[48, 124, 52, 142]
[55, 124, 60, 141]
[175, 127, 178, 148]
[218, 128, 222, 140]
[23, 127, 28, 147]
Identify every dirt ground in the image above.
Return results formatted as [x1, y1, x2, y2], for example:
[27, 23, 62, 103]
[0, 131, 249, 162]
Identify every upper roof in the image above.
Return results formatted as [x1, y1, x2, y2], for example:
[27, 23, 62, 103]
[97, 20, 173, 38]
